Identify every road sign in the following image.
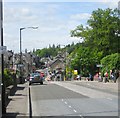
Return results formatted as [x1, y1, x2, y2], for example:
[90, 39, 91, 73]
[18, 64, 24, 67]
[74, 70, 78, 75]
[0, 46, 7, 54]
[96, 64, 103, 67]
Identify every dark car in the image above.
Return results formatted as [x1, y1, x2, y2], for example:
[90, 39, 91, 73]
[29, 73, 43, 85]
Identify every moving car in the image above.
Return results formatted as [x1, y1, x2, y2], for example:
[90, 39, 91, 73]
[29, 73, 43, 85]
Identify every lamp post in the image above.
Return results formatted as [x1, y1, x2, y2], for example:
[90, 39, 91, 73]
[19, 26, 38, 84]
[0, 0, 6, 115]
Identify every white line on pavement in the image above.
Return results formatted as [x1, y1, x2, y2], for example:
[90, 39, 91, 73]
[79, 115, 84, 118]
[69, 105, 72, 108]
[73, 109, 77, 113]
[65, 102, 67, 104]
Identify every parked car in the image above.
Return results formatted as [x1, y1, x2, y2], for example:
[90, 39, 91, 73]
[29, 73, 43, 85]
[35, 70, 45, 79]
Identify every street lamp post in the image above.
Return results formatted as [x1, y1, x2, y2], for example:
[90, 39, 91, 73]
[19, 26, 38, 84]
[0, 0, 6, 115]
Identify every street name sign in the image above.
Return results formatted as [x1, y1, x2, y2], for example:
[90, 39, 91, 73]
[0, 46, 7, 54]
[96, 64, 103, 67]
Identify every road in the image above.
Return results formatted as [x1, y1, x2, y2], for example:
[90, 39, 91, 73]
[30, 80, 118, 117]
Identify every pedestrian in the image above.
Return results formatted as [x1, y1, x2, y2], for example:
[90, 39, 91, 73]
[98, 72, 102, 82]
[110, 70, 114, 82]
[113, 70, 119, 83]
[76, 74, 81, 80]
[104, 71, 109, 83]
[89, 73, 93, 81]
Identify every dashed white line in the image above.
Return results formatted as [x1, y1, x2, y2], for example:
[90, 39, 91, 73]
[79, 115, 84, 118]
[65, 102, 67, 104]
[69, 105, 72, 108]
[62, 99, 78, 114]
[73, 109, 77, 113]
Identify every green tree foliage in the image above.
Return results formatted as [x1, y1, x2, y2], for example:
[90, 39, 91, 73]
[87, 8, 119, 55]
[101, 53, 120, 74]
[70, 45, 103, 76]
[71, 8, 119, 56]
[35, 43, 77, 58]
[70, 8, 120, 75]
[35, 45, 59, 58]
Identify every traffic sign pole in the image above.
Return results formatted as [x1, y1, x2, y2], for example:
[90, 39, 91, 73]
[0, 0, 6, 115]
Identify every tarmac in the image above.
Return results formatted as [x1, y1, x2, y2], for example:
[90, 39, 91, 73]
[1, 79, 119, 118]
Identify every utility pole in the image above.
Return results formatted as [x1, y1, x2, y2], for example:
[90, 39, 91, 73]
[0, 0, 6, 115]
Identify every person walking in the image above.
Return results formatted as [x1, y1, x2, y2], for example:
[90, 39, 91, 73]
[98, 72, 102, 82]
[113, 70, 119, 83]
[110, 70, 114, 82]
[89, 73, 93, 81]
[104, 71, 109, 83]
[76, 74, 81, 80]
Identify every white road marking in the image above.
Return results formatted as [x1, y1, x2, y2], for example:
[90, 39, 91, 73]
[69, 105, 72, 108]
[107, 98, 112, 100]
[65, 102, 67, 104]
[80, 115, 84, 118]
[73, 109, 77, 113]
[62, 99, 64, 101]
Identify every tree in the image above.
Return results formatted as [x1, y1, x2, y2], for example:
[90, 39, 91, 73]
[100, 53, 120, 75]
[70, 8, 120, 76]
[71, 8, 120, 56]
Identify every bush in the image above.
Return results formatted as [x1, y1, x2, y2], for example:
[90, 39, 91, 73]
[4, 68, 14, 87]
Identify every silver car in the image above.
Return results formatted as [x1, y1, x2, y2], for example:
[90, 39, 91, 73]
[29, 73, 43, 85]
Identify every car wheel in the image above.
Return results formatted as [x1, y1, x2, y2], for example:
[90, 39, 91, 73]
[40, 82, 43, 85]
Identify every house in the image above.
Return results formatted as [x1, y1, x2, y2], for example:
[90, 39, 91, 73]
[48, 51, 66, 81]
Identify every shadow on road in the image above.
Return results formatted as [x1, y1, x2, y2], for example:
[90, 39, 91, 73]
[2, 112, 19, 118]
[29, 83, 48, 86]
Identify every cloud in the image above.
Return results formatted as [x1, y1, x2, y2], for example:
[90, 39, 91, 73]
[4, 7, 37, 24]
[70, 13, 91, 21]
[38, 25, 66, 32]
[100, 0, 119, 9]
[69, 37, 83, 42]
[4, 32, 19, 52]
[4, 2, 119, 53]
[3, 0, 120, 2]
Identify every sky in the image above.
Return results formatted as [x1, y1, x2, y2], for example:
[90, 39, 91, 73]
[3, 0, 119, 53]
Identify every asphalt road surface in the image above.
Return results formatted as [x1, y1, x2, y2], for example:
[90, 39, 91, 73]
[30, 81, 118, 117]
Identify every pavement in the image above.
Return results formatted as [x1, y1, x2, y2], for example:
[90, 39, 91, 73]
[2, 79, 119, 118]
[2, 82, 29, 118]
[70, 80, 118, 92]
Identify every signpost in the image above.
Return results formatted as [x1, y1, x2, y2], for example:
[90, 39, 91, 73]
[0, 0, 6, 115]
[74, 70, 78, 75]
[96, 64, 103, 68]
[96, 64, 103, 78]
[0, 1, 2, 115]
